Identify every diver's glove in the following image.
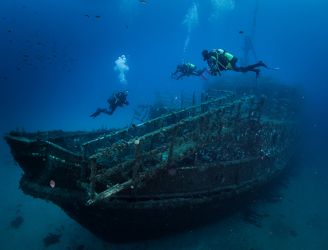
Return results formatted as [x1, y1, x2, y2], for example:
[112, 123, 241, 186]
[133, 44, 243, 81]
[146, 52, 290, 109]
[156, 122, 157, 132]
[209, 64, 219, 76]
[209, 68, 219, 76]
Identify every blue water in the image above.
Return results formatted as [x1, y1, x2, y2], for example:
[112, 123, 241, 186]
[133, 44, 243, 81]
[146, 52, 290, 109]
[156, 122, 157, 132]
[1, 0, 328, 249]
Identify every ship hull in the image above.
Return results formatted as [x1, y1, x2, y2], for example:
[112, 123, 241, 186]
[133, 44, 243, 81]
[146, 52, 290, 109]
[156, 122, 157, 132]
[5, 92, 298, 242]
[17, 155, 287, 242]
[5, 127, 292, 242]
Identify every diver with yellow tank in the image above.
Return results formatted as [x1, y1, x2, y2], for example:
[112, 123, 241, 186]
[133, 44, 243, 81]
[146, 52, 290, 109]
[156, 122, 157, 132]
[202, 49, 271, 78]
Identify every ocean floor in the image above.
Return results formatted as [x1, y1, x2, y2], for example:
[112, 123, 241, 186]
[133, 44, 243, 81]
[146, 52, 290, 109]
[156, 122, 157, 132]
[0, 149, 327, 250]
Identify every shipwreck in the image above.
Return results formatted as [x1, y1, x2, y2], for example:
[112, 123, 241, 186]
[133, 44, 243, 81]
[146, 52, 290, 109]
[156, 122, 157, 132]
[5, 87, 298, 241]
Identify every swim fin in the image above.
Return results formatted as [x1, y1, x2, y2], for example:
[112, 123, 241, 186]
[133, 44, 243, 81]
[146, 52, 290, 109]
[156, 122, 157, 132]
[259, 61, 280, 71]
[267, 66, 280, 71]
[90, 108, 105, 118]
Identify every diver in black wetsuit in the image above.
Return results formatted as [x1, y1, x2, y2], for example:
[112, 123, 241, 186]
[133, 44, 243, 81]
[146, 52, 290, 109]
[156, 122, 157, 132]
[202, 49, 268, 77]
[90, 91, 129, 118]
[171, 63, 206, 80]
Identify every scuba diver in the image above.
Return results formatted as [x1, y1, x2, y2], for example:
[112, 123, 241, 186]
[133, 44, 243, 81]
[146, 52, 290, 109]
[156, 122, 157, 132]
[90, 90, 129, 118]
[202, 49, 270, 78]
[171, 62, 207, 80]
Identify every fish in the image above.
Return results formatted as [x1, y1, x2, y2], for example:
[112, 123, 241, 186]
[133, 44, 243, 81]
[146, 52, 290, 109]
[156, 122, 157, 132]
[10, 216, 24, 229]
[50, 180, 55, 188]
[139, 0, 147, 4]
[239, 30, 244, 34]
[43, 233, 61, 247]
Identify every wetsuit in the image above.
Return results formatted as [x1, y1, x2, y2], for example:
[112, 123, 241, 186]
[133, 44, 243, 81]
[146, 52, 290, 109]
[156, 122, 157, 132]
[90, 91, 129, 118]
[205, 49, 267, 77]
[171, 63, 206, 80]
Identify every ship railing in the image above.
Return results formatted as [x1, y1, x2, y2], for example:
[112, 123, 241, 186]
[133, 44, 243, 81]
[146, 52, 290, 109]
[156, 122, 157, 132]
[81, 91, 235, 157]
[89, 96, 253, 165]
[85, 95, 272, 203]
[86, 120, 292, 206]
